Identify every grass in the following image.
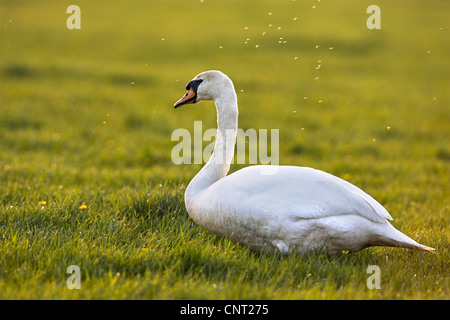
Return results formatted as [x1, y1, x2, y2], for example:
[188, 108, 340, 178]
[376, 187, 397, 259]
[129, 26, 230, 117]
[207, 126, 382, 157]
[0, 0, 448, 299]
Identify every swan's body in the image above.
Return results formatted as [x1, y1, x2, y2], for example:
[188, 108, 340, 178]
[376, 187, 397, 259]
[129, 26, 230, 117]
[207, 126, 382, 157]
[174, 70, 434, 254]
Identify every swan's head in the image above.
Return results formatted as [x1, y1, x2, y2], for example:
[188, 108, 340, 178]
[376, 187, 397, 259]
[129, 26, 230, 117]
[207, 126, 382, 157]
[174, 70, 234, 108]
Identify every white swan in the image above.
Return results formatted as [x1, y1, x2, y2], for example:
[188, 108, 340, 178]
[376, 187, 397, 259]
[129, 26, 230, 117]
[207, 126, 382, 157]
[174, 70, 434, 255]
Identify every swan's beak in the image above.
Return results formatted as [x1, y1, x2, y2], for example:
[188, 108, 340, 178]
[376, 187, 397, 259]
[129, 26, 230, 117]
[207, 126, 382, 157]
[174, 88, 196, 109]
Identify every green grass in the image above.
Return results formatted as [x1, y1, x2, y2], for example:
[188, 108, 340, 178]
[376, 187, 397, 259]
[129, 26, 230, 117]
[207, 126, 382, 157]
[0, 0, 448, 299]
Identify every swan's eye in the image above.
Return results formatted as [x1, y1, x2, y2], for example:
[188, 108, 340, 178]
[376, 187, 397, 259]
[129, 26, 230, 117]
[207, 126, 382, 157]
[186, 79, 203, 92]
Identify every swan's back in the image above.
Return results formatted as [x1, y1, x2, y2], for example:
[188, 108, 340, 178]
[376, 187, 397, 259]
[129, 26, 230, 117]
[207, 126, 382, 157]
[188, 165, 390, 223]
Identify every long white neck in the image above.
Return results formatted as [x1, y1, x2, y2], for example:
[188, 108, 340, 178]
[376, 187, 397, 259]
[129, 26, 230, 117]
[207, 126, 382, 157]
[186, 90, 238, 197]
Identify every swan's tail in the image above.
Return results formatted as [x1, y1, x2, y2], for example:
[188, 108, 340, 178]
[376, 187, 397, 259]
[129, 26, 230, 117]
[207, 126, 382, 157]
[379, 222, 435, 253]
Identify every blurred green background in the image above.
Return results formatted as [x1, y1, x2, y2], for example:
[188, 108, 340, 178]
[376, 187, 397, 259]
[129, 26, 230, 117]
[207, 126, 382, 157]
[0, 0, 448, 299]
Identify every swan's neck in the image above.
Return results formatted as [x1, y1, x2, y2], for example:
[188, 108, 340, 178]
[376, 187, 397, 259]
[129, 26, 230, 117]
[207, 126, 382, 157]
[186, 92, 238, 195]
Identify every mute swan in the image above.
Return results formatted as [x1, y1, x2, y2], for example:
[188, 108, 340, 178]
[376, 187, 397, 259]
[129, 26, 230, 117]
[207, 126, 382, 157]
[174, 70, 434, 255]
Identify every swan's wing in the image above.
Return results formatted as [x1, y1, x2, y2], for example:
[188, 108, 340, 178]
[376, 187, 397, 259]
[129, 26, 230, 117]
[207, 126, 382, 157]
[216, 165, 392, 223]
[326, 173, 393, 221]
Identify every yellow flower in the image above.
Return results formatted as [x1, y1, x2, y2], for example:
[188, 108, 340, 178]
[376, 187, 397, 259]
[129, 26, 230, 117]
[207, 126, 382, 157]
[38, 201, 47, 206]
[341, 250, 350, 255]
[79, 204, 88, 210]
[342, 173, 352, 181]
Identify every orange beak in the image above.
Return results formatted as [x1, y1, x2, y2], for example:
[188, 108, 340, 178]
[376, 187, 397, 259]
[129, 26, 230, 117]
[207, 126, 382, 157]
[174, 88, 196, 108]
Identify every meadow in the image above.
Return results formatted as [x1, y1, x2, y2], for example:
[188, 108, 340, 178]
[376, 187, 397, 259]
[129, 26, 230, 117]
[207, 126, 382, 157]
[0, 0, 448, 300]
